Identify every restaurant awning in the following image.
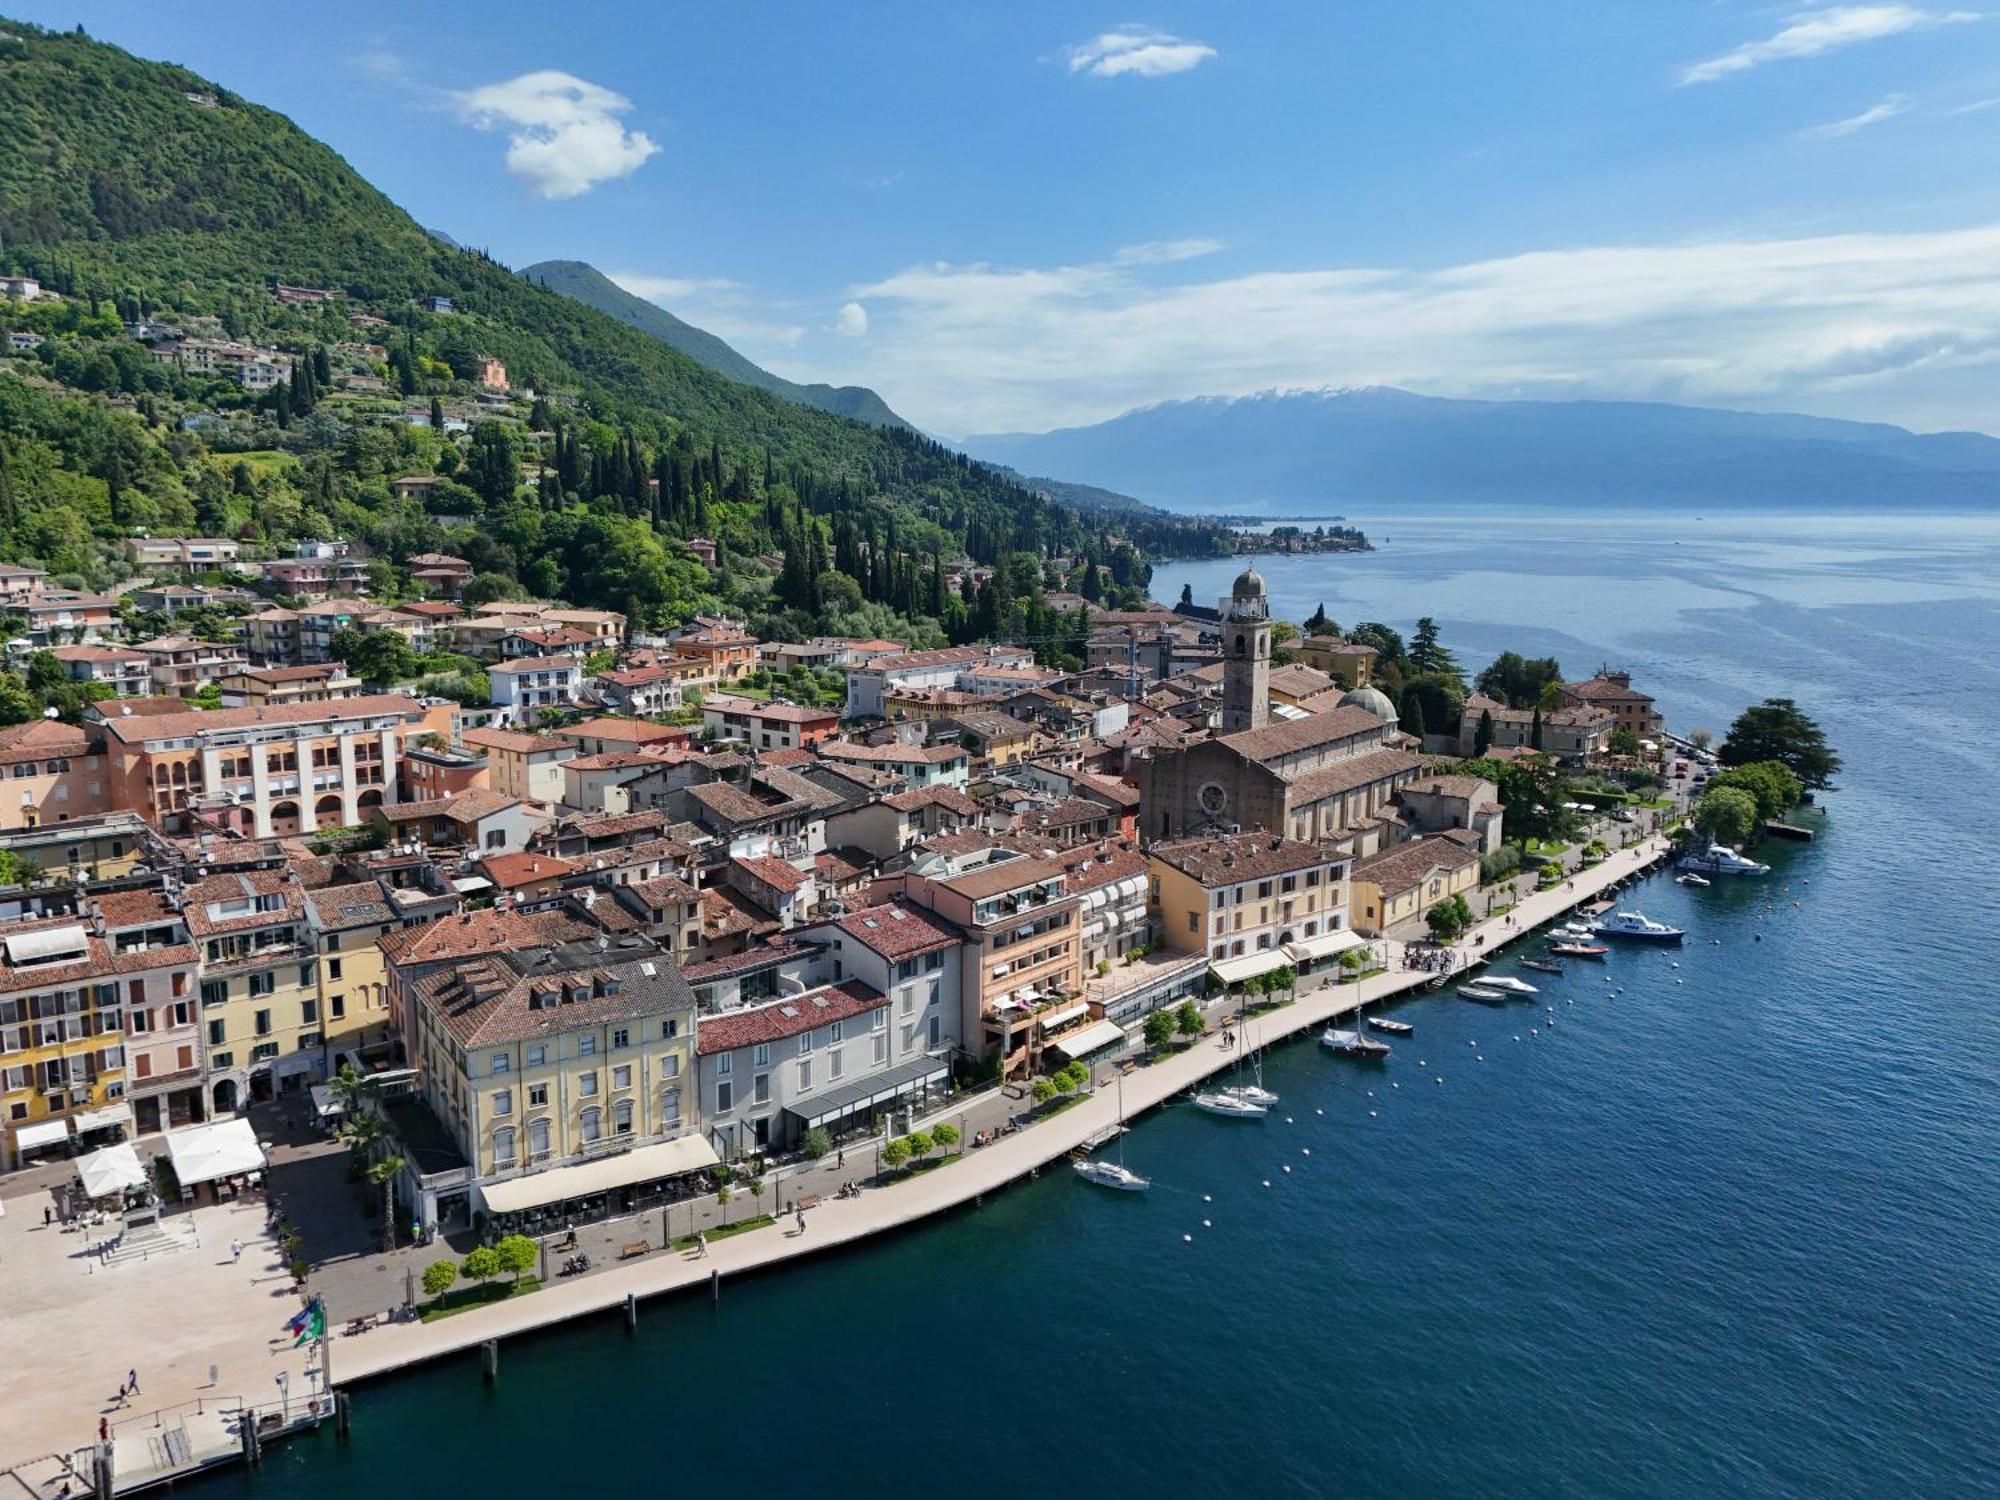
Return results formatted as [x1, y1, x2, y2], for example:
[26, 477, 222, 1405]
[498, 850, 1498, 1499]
[1285, 930, 1366, 964]
[786, 1055, 949, 1130]
[13, 1118, 68, 1152]
[77, 1142, 149, 1199]
[165, 1118, 267, 1186]
[1034, 1001, 1089, 1032]
[309, 1084, 345, 1121]
[71, 1101, 134, 1136]
[1049, 1019, 1126, 1060]
[479, 1133, 722, 1216]
[1209, 948, 1293, 986]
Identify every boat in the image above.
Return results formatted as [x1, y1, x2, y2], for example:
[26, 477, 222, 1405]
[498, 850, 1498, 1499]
[1548, 941, 1609, 959]
[1224, 1016, 1279, 1107]
[1477, 975, 1539, 996]
[1192, 1090, 1269, 1118]
[1457, 983, 1510, 1004]
[1680, 843, 1770, 876]
[1076, 1074, 1152, 1189]
[1553, 921, 1596, 940]
[1676, 872, 1711, 887]
[1592, 909, 1685, 943]
[1368, 1016, 1413, 1036]
[1521, 958, 1564, 974]
[1320, 1024, 1391, 1059]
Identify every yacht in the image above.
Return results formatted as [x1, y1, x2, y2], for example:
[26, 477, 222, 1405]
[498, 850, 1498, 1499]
[1073, 1157, 1151, 1191]
[1592, 910, 1685, 943]
[1457, 983, 1510, 1004]
[1681, 843, 1771, 876]
[1676, 872, 1711, 887]
[1477, 975, 1540, 996]
[1193, 1090, 1269, 1118]
[1320, 1025, 1391, 1059]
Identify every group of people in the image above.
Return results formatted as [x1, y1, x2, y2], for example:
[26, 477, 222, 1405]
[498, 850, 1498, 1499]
[1401, 947, 1459, 974]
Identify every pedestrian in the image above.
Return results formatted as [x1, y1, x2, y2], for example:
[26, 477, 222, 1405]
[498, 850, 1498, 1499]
[795, 1208, 806, 1234]
[836, 1148, 844, 1169]
[230, 1239, 244, 1263]
[696, 1231, 708, 1258]
[98, 1417, 108, 1444]
[127, 1370, 138, 1396]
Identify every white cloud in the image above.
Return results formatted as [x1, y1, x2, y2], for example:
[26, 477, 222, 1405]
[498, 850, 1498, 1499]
[1679, 5, 1976, 85]
[456, 71, 659, 199]
[1948, 95, 2000, 114]
[1067, 27, 1216, 79]
[1112, 238, 1225, 266]
[1803, 94, 1911, 136]
[609, 272, 742, 302]
[608, 269, 805, 349]
[834, 301, 870, 338]
[793, 225, 2000, 434]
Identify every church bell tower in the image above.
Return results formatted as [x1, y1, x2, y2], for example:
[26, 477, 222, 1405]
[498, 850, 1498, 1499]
[1220, 567, 1271, 734]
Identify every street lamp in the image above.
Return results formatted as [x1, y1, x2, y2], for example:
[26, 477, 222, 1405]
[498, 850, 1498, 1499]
[275, 1370, 290, 1423]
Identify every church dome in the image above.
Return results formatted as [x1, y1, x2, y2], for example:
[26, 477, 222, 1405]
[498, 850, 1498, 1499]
[1340, 684, 1398, 722]
[1230, 566, 1267, 602]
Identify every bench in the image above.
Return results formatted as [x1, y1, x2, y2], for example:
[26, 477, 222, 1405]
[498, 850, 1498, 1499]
[619, 1241, 649, 1260]
[794, 1194, 820, 1211]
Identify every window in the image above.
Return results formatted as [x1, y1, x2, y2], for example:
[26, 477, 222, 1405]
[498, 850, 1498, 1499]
[612, 1027, 629, 1050]
[492, 1088, 512, 1117]
[799, 1029, 815, 1054]
[752, 1043, 770, 1068]
[528, 1118, 551, 1159]
[716, 1079, 733, 1113]
[327, 958, 343, 981]
[128, 1008, 151, 1035]
[929, 1015, 942, 1048]
[253, 1009, 272, 1037]
[201, 980, 227, 1007]
[211, 1050, 233, 1069]
[528, 1083, 548, 1108]
[612, 1099, 633, 1135]
[872, 1010, 886, 1032]
[208, 1018, 226, 1045]
[829, 1049, 843, 1080]
[578, 1070, 598, 1097]
[578, 1034, 597, 1057]
[1188, 911, 1200, 932]
[797, 1057, 812, 1091]
[612, 1064, 631, 1090]
[873, 1033, 886, 1065]
[329, 994, 345, 1020]
[715, 1053, 732, 1077]
[829, 1019, 843, 1043]
[484, 830, 505, 850]
[754, 1073, 770, 1105]
[660, 1086, 682, 1128]
[491, 1052, 511, 1076]
[579, 1106, 602, 1143]
[249, 972, 274, 999]
[526, 1045, 546, 1067]
[493, 1127, 516, 1167]
[301, 999, 318, 1024]
[659, 1053, 680, 1080]
[298, 963, 315, 989]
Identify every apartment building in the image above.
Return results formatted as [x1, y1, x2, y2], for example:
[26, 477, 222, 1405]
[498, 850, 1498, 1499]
[134, 634, 249, 696]
[49, 644, 154, 698]
[489, 656, 580, 726]
[184, 868, 324, 1108]
[215, 662, 365, 709]
[700, 694, 841, 752]
[94, 889, 204, 1137]
[1148, 831, 1358, 988]
[125, 537, 243, 574]
[0, 719, 110, 832]
[459, 727, 576, 804]
[304, 881, 398, 1064]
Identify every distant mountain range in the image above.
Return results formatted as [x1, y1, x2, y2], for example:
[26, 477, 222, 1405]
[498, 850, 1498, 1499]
[966, 387, 2000, 512]
[520, 260, 910, 429]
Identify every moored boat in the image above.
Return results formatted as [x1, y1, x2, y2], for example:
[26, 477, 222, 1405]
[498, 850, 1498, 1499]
[1521, 958, 1564, 974]
[1548, 941, 1609, 959]
[1680, 842, 1770, 876]
[1592, 909, 1685, 942]
[1477, 975, 1539, 996]
[1320, 1025, 1392, 1058]
[1193, 1090, 1269, 1118]
[1677, 872, 1711, 887]
[1368, 1016, 1413, 1036]
[1458, 983, 1510, 1004]
[1073, 1157, 1151, 1191]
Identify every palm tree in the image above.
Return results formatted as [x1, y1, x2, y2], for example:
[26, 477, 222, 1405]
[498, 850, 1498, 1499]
[364, 1156, 406, 1253]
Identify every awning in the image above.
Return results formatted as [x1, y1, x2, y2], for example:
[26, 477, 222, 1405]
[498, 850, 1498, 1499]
[1035, 1001, 1088, 1032]
[309, 1084, 345, 1120]
[71, 1101, 134, 1136]
[479, 1133, 722, 1216]
[1049, 1019, 1126, 1060]
[77, 1142, 149, 1199]
[13, 1118, 68, 1152]
[1286, 930, 1367, 964]
[1209, 949, 1293, 986]
[786, 1056, 949, 1131]
[165, 1118, 267, 1186]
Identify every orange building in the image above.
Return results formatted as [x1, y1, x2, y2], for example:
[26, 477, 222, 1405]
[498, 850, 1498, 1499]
[0, 720, 111, 832]
[670, 623, 758, 682]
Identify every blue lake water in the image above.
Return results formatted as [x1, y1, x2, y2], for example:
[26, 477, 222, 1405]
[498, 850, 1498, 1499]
[211, 512, 2000, 1499]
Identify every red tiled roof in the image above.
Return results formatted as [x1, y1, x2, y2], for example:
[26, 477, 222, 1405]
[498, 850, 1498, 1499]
[825, 900, 962, 960]
[696, 980, 885, 1052]
[732, 855, 808, 893]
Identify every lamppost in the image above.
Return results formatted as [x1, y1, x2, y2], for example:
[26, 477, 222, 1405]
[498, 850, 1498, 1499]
[275, 1370, 289, 1423]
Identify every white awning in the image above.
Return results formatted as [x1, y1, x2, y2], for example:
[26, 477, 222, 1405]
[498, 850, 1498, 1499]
[77, 1142, 149, 1199]
[309, 1084, 345, 1120]
[1209, 949, 1293, 986]
[1035, 1001, 1088, 1032]
[1286, 930, 1367, 963]
[165, 1117, 267, 1186]
[13, 1118, 68, 1152]
[71, 1101, 133, 1136]
[1049, 1019, 1126, 1060]
[479, 1134, 721, 1216]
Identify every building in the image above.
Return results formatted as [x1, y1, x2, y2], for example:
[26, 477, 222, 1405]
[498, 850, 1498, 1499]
[408, 937, 711, 1234]
[407, 553, 474, 600]
[901, 845, 1083, 1076]
[1558, 671, 1664, 740]
[1397, 775, 1504, 854]
[1057, 840, 1153, 971]
[260, 551, 370, 602]
[816, 738, 971, 789]
[669, 623, 757, 682]
[554, 717, 691, 759]
[49, 645, 153, 698]
[243, 608, 302, 664]
[133, 634, 249, 697]
[17, 589, 120, 645]
[94, 694, 420, 837]
[844, 644, 1036, 719]
[128, 582, 250, 616]
[214, 662, 364, 709]
[124, 537, 244, 574]
[700, 694, 841, 752]
[489, 657, 581, 726]
[0, 719, 111, 832]
[595, 661, 702, 717]
[460, 727, 576, 804]
[1149, 831, 1359, 988]
[95, 889, 205, 1138]
[0, 811, 152, 883]
[477, 357, 508, 391]
[183, 867, 324, 1110]
[0, 564, 47, 599]
[403, 741, 491, 804]
[1456, 694, 1611, 764]
[1349, 835, 1482, 936]
[373, 787, 549, 856]
[380, 907, 594, 1070]
[303, 881, 398, 1066]
[1, 274, 43, 300]
[1291, 637, 1379, 688]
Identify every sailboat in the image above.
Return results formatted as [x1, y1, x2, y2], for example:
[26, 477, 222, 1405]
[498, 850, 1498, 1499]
[1192, 1089, 1269, 1118]
[1321, 1010, 1392, 1058]
[1223, 1017, 1280, 1108]
[1074, 1073, 1151, 1191]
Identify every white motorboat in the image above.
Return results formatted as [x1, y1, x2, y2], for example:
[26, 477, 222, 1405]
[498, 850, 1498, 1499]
[1073, 1158, 1151, 1191]
[1676, 872, 1711, 887]
[1193, 1090, 1269, 1118]
[1457, 983, 1510, 1004]
[1553, 921, 1596, 940]
[1320, 1025, 1391, 1059]
[1477, 975, 1539, 996]
[1224, 1084, 1281, 1108]
[1592, 909, 1685, 942]
[1680, 843, 1770, 876]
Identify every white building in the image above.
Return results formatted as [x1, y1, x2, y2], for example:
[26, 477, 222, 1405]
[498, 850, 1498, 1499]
[489, 657, 581, 727]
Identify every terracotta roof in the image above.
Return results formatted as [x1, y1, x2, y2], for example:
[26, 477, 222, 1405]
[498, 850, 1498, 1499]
[696, 980, 885, 1053]
[1021, 796, 1116, 832]
[1056, 841, 1149, 892]
[238, 664, 349, 684]
[704, 693, 840, 724]
[182, 868, 306, 937]
[1150, 831, 1348, 886]
[416, 944, 693, 1048]
[1267, 663, 1341, 698]
[627, 875, 699, 911]
[89, 888, 182, 930]
[559, 808, 671, 841]
[1563, 675, 1655, 704]
[882, 785, 983, 816]
[701, 885, 779, 939]
[0, 916, 193, 997]
[758, 747, 816, 768]
[1352, 835, 1481, 894]
[0, 719, 97, 765]
[304, 880, 396, 929]
[1072, 771, 1142, 810]
[679, 936, 824, 984]
[440, 788, 526, 823]
[51, 645, 147, 664]
[381, 907, 594, 967]
[1299, 636, 1378, 656]
[478, 851, 580, 888]
[824, 901, 962, 960]
[95, 693, 422, 744]
[461, 727, 572, 756]
[490, 655, 579, 674]
[564, 751, 660, 772]
[818, 739, 968, 766]
[936, 852, 1069, 901]
[1216, 705, 1395, 761]
[1404, 774, 1500, 806]
[560, 717, 688, 746]
[732, 855, 809, 893]
[1285, 747, 1426, 806]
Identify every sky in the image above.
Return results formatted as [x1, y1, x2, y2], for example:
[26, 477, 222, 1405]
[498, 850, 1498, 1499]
[17, 2, 2000, 436]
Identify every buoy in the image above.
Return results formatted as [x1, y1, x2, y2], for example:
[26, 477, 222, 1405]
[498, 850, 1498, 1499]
[1203, 1194, 1212, 1203]
[1285, 1116, 1294, 1124]
[1315, 1109, 1324, 1116]
[1301, 1148, 1311, 1156]
[1368, 1111, 1378, 1118]
[1262, 1179, 1272, 1187]
[1202, 1219, 1212, 1227]
[1184, 1234, 1193, 1243]
[1434, 1076, 1443, 1084]
[1391, 1082, 1400, 1089]
[1283, 1165, 1292, 1174]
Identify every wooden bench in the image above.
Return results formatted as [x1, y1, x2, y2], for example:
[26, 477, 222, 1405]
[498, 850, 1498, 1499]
[619, 1241, 649, 1260]
[794, 1193, 820, 1211]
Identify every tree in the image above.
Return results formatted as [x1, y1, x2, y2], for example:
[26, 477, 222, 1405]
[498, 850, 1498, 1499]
[461, 1246, 501, 1289]
[1720, 700, 1839, 790]
[464, 422, 520, 509]
[364, 1156, 405, 1253]
[800, 1126, 832, 1160]
[1050, 1067, 1078, 1096]
[1029, 1078, 1058, 1105]
[1407, 617, 1460, 679]
[1304, 602, 1330, 635]
[904, 1130, 934, 1157]
[1473, 708, 1495, 755]
[421, 1259, 459, 1300]
[1529, 705, 1545, 751]
[1693, 786, 1759, 847]
[1427, 894, 1474, 942]
[1688, 728, 1714, 752]
[1398, 686, 1427, 738]
[932, 1123, 960, 1150]
[1709, 760, 1802, 821]
[1348, 622, 1404, 662]
[1174, 999, 1204, 1038]
[1608, 725, 1642, 758]
[1143, 1009, 1176, 1052]
[746, 1174, 766, 1220]
[1475, 651, 1562, 709]
[494, 1234, 538, 1285]
[881, 1137, 913, 1169]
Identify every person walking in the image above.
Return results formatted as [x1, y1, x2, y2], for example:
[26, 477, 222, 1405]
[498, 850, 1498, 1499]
[98, 1417, 109, 1444]
[230, 1239, 244, 1263]
[794, 1208, 807, 1235]
[126, 1370, 139, 1397]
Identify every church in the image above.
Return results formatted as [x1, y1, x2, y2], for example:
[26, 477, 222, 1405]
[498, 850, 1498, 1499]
[1137, 568, 1425, 851]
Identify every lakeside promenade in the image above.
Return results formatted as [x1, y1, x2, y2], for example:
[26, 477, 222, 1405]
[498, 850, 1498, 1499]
[336, 834, 1669, 1390]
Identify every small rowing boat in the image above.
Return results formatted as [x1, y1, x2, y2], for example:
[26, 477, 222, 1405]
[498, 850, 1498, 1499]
[1548, 941, 1609, 959]
[1367, 1016, 1413, 1036]
[1521, 958, 1564, 974]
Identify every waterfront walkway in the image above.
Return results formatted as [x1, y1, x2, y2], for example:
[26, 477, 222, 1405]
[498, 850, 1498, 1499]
[336, 834, 1668, 1388]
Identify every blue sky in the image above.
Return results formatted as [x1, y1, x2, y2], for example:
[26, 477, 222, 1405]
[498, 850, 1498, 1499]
[18, 2, 2000, 434]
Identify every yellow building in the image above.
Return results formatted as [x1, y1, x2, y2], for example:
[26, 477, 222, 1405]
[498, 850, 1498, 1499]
[1291, 637, 1377, 688]
[1348, 835, 1483, 937]
[0, 811, 153, 882]
[185, 867, 326, 1112]
[1148, 830, 1358, 987]
[305, 880, 397, 1063]
[408, 936, 710, 1233]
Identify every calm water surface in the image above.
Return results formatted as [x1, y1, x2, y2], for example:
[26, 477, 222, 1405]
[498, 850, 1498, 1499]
[216, 513, 2000, 1499]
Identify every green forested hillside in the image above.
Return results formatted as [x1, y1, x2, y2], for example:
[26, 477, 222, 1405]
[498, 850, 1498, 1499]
[0, 20, 1228, 652]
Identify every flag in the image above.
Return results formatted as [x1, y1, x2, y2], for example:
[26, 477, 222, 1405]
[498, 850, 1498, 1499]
[285, 1297, 325, 1347]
